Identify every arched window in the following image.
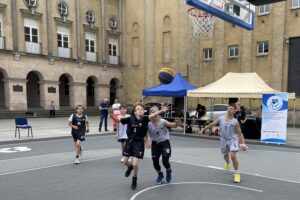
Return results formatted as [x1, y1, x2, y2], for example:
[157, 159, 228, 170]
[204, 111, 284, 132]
[57, 2, 68, 16]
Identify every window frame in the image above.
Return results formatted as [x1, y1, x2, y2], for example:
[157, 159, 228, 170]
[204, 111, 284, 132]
[291, 0, 300, 9]
[203, 48, 213, 61]
[24, 25, 39, 43]
[108, 43, 118, 57]
[85, 38, 95, 53]
[228, 45, 239, 58]
[0, 20, 3, 37]
[57, 2, 68, 16]
[57, 32, 69, 48]
[258, 4, 270, 16]
[257, 41, 269, 56]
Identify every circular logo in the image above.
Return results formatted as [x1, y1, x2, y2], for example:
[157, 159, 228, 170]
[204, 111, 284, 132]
[267, 96, 283, 111]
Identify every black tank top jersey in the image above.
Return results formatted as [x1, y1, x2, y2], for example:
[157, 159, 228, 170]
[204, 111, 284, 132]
[71, 114, 87, 135]
[121, 115, 150, 141]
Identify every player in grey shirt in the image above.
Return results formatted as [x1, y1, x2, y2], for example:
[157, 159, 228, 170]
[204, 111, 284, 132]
[200, 104, 248, 183]
[147, 106, 181, 185]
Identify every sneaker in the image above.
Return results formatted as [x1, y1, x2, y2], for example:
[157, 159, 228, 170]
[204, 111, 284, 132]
[156, 172, 164, 184]
[224, 162, 231, 171]
[233, 173, 241, 183]
[131, 176, 137, 190]
[98, 128, 101, 132]
[125, 165, 133, 177]
[105, 129, 109, 132]
[75, 158, 80, 165]
[166, 169, 172, 183]
[121, 157, 124, 163]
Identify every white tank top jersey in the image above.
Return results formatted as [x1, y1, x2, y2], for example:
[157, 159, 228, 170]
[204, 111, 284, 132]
[219, 116, 238, 140]
[117, 114, 130, 139]
[148, 119, 169, 142]
[112, 103, 121, 114]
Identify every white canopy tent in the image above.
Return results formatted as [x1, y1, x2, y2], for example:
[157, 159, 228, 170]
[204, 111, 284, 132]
[187, 72, 296, 127]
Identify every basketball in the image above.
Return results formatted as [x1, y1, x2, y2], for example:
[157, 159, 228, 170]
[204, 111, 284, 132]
[158, 67, 174, 84]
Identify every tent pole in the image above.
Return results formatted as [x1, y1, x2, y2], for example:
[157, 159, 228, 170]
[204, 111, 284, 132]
[294, 99, 296, 128]
[184, 96, 187, 134]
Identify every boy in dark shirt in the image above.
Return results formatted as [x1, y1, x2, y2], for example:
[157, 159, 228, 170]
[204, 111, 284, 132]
[110, 102, 168, 190]
[68, 105, 89, 164]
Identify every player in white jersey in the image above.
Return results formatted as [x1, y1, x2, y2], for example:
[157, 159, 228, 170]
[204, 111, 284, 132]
[117, 105, 130, 163]
[147, 106, 181, 184]
[199, 104, 248, 183]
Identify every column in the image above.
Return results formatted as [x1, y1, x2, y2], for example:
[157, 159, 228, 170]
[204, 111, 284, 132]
[11, 0, 18, 51]
[271, 3, 286, 91]
[75, 0, 81, 60]
[46, 0, 53, 56]
[69, 82, 87, 108]
[95, 83, 110, 105]
[99, 0, 105, 63]
[3, 78, 27, 110]
[144, 0, 155, 88]
[39, 80, 60, 110]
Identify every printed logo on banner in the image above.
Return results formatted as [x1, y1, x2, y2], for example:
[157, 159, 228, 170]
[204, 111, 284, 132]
[267, 96, 283, 111]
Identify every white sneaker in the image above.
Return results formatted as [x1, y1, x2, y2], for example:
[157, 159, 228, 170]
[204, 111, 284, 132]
[121, 157, 124, 163]
[75, 158, 80, 164]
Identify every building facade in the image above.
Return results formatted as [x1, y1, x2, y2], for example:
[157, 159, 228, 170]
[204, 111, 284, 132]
[0, 0, 300, 114]
[0, 0, 124, 110]
[123, 0, 300, 112]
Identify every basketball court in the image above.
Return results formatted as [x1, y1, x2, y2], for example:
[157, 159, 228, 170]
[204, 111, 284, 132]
[0, 134, 299, 200]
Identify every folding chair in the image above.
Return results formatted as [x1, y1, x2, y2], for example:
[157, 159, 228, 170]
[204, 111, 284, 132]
[15, 118, 33, 139]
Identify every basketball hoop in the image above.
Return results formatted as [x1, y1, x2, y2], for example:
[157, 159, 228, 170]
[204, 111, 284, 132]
[187, 8, 216, 38]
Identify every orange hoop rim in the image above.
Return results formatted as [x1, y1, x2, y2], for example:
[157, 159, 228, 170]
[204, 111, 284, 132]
[187, 7, 214, 18]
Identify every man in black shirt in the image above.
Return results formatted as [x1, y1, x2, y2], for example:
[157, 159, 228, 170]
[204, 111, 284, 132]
[99, 98, 110, 132]
[110, 102, 169, 190]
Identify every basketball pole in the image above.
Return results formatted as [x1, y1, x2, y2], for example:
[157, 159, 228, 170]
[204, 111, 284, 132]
[184, 96, 187, 134]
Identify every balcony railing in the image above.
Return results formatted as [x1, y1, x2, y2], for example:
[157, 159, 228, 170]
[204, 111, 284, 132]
[0, 36, 6, 49]
[109, 55, 119, 65]
[25, 41, 41, 54]
[86, 51, 97, 62]
[58, 47, 72, 58]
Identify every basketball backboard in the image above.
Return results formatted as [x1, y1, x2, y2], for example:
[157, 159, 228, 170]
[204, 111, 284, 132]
[247, 0, 286, 6]
[186, 0, 255, 30]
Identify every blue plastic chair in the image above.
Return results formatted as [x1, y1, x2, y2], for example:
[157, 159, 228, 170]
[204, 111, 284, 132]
[15, 118, 33, 139]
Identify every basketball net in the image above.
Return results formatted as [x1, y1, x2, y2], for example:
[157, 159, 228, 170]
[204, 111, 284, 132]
[187, 8, 216, 38]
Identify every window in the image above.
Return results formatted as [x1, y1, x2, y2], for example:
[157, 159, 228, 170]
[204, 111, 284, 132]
[85, 32, 95, 53]
[258, 4, 270, 15]
[109, 38, 118, 64]
[292, 0, 300, 9]
[257, 41, 269, 55]
[203, 48, 212, 61]
[24, 26, 38, 43]
[109, 43, 117, 56]
[228, 45, 239, 58]
[57, 33, 68, 48]
[24, 0, 37, 7]
[85, 10, 95, 24]
[57, 2, 68, 16]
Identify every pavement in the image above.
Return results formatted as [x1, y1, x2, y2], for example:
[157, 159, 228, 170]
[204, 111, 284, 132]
[0, 135, 300, 200]
[0, 116, 299, 147]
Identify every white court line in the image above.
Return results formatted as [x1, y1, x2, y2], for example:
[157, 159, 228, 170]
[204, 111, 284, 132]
[0, 134, 114, 146]
[171, 160, 300, 185]
[0, 154, 119, 176]
[130, 182, 263, 200]
[0, 148, 119, 163]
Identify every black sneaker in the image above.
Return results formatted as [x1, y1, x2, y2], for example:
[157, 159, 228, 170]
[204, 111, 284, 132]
[125, 165, 133, 177]
[131, 176, 137, 190]
[98, 128, 101, 132]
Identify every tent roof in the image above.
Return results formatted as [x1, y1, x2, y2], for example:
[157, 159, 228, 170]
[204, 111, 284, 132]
[142, 73, 197, 97]
[187, 72, 296, 99]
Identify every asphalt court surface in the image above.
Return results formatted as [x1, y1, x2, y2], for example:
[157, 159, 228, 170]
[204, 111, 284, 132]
[0, 135, 300, 200]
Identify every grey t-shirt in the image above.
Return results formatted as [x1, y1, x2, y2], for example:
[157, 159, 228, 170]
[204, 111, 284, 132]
[219, 116, 238, 140]
[148, 119, 169, 142]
